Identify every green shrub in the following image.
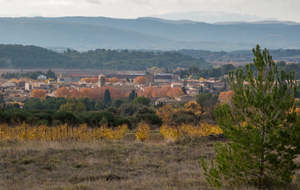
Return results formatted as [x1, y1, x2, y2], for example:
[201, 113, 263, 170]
[37, 119, 49, 126]
[113, 117, 132, 130]
[136, 114, 162, 125]
[78, 111, 114, 127]
[175, 116, 194, 125]
[51, 120, 62, 126]
[53, 111, 77, 125]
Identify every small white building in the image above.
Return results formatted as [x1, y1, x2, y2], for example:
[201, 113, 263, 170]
[37, 75, 47, 80]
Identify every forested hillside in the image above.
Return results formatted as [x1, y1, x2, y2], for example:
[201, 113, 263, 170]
[178, 49, 300, 62]
[0, 45, 212, 70]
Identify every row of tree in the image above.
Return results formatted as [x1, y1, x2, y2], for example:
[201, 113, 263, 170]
[0, 45, 212, 70]
[179, 61, 300, 80]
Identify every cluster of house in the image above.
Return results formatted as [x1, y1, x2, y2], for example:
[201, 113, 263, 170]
[0, 72, 231, 107]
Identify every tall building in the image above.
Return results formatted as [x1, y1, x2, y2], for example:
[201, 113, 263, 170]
[98, 75, 106, 87]
[145, 73, 154, 85]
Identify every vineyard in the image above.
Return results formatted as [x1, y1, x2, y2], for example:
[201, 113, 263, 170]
[0, 122, 222, 141]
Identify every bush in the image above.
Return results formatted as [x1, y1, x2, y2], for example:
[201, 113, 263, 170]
[53, 111, 77, 125]
[113, 117, 133, 130]
[26, 116, 39, 125]
[136, 114, 162, 125]
[37, 119, 49, 126]
[119, 104, 143, 117]
[52, 120, 62, 126]
[33, 113, 52, 124]
[10, 111, 27, 123]
[131, 96, 150, 106]
[175, 116, 194, 125]
[78, 111, 114, 127]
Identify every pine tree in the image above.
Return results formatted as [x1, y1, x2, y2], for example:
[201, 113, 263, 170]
[103, 89, 112, 107]
[201, 45, 300, 189]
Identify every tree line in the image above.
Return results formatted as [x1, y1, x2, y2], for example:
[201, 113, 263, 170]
[178, 61, 300, 80]
[0, 44, 212, 70]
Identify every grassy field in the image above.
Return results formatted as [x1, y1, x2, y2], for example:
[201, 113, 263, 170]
[0, 134, 299, 190]
[0, 134, 218, 190]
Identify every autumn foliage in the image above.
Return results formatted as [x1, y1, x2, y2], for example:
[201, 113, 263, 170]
[55, 86, 129, 101]
[0, 123, 128, 141]
[218, 90, 234, 105]
[55, 87, 71, 98]
[160, 123, 223, 141]
[31, 89, 47, 98]
[106, 77, 119, 83]
[156, 104, 176, 124]
[9, 78, 25, 85]
[135, 122, 150, 142]
[81, 77, 99, 83]
[133, 76, 145, 84]
[141, 86, 184, 98]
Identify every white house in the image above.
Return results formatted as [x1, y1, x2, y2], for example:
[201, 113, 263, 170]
[37, 75, 47, 80]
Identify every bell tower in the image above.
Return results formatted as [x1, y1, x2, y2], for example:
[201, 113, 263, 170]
[98, 75, 106, 87]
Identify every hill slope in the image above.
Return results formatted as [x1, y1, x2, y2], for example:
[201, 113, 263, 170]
[0, 18, 174, 50]
[0, 45, 212, 70]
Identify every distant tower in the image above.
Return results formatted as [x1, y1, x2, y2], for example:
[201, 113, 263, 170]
[98, 75, 106, 87]
[145, 73, 154, 85]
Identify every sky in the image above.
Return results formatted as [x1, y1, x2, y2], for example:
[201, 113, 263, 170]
[0, 0, 299, 22]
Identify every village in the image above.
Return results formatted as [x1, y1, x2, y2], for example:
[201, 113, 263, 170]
[0, 68, 232, 107]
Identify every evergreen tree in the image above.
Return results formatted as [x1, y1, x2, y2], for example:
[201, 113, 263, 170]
[181, 87, 187, 94]
[199, 86, 203, 93]
[129, 90, 137, 102]
[201, 45, 300, 189]
[103, 89, 112, 107]
[128, 93, 132, 102]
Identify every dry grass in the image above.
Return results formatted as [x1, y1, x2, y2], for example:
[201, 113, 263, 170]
[0, 135, 215, 190]
[0, 134, 299, 190]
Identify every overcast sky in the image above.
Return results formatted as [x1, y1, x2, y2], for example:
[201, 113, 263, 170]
[0, 0, 299, 22]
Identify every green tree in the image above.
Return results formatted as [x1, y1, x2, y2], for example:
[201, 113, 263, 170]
[181, 87, 187, 94]
[188, 66, 199, 75]
[195, 92, 218, 119]
[94, 101, 104, 110]
[131, 96, 150, 106]
[112, 99, 127, 108]
[59, 98, 86, 114]
[103, 89, 112, 107]
[129, 90, 137, 102]
[46, 69, 57, 80]
[201, 45, 300, 189]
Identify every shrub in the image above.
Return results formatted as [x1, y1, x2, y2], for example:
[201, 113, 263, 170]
[53, 111, 77, 125]
[113, 117, 133, 130]
[78, 111, 114, 127]
[136, 114, 162, 125]
[37, 119, 49, 126]
[175, 116, 194, 125]
[135, 122, 150, 142]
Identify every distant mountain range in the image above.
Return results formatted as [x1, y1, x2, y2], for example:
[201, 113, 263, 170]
[0, 16, 299, 51]
[150, 11, 265, 23]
